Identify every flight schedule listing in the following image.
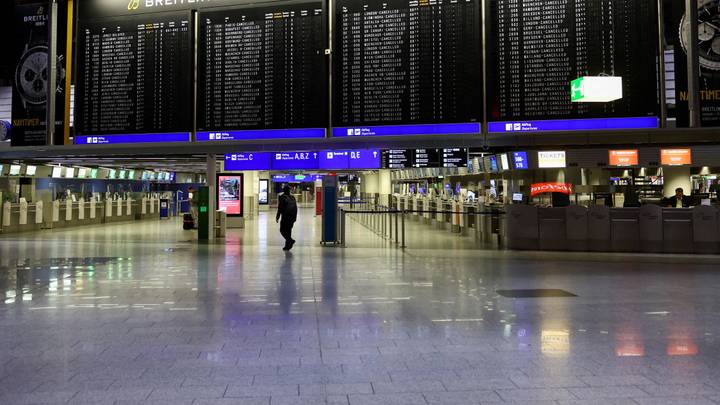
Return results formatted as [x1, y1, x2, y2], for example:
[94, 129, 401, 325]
[334, 0, 482, 127]
[198, 3, 326, 134]
[488, 0, 658, 125]
[76, 13, 192, 135]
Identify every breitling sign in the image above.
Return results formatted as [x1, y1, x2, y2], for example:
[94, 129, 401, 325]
[81, 0, 258, 17]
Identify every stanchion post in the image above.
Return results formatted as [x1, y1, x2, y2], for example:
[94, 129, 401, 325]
[401, 210, 406, 249]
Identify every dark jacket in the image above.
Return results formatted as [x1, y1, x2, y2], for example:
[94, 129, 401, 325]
[665, 195, 693, 208]
[277, 193, 297, 222]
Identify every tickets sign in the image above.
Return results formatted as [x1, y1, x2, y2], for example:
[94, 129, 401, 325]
[531, 182, 573, 197]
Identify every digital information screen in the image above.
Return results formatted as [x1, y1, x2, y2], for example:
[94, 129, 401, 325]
[487, 0, 658, 132]
[512, 151, 529, 170]
[197, 2, 327, 141]
[217, 174, 243, 216]
[75, 12, 193, 143]
[333, 0, 482, 137]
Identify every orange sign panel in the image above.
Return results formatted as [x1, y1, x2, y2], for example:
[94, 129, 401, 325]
[661, 149, 692, 166]
[609, 150, 638, 166]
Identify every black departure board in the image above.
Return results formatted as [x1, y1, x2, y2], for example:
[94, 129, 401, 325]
[334, 0, 482, 126]
[487, 0, 658, 121]
[413, 149, 441, 168]
[442, 148, 467, 167]
[382, 148, 467, 168]
[383, 149, 413, 168]
[198, 3, 326, 131]
[75, 13, 193, 135]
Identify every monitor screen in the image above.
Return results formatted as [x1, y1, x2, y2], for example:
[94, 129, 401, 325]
[109, 169, 117, 179]
[78, 168, 87, 178]
[513, 193, 524, 202]
[25, 165, 37, 176]
[9, 165, 21, 176]
[119, 170, 127, 179]
[0, 165, 3, 175]
[90, 168, 99, 179]
[52, 167, 63, 178]
[65, 167, 75, 178]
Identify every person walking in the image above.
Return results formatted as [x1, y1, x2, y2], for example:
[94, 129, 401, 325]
[188, 187, 199, 228]
[276, 185, 298, 251]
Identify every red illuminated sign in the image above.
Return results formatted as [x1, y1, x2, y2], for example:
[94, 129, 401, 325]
[531, 183, 573, 197]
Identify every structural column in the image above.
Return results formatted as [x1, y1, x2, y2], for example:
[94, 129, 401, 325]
[207, 154, 216, 240]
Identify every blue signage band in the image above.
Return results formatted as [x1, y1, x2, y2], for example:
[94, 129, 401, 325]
[197, 128, 326, 141]
[488, 117, 658, 133]
[332, 123, 481, 137]
[74, 132, 191, 144]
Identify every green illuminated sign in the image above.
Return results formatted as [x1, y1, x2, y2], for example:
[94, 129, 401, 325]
[570, 77, 584, 102]
[200, 206, 208, 213]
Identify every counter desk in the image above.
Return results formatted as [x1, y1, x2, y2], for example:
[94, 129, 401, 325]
[505, 204, 718, 254]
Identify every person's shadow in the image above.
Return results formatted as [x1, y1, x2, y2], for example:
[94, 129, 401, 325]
[277, 253, 296, 315]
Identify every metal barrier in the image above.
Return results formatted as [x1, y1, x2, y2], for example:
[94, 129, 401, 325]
[340, 204, 504, 249]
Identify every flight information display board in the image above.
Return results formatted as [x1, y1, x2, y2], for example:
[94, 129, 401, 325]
[487, 0, 659, 132]
[333, 0, 482, 137]
[75, 12, 193, 142]
[197, 2, 327, 141]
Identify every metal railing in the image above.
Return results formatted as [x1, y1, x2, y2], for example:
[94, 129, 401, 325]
[339, 203, 505, 249]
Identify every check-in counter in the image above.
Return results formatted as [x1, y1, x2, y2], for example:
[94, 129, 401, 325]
[538, 208, 567, 250]
[137, 198, 160, 221]
[105, 199, 135, 223]
[1, 201, 44, 234]
[505, 205, 720, 254]
[422, 198, 431, 224]
[411, 197, 419, 221]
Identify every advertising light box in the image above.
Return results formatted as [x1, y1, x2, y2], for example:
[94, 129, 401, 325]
[65, 167, 76, 178]
[258, 179, 269, 205]
[224, 153, 272, 171]
[538, 151, 567, 168]
[25, 165, 37, 176]
[661, 149, 692, 166]
[271, 152, 319, 170]
[9, 165, 21, 176]
[609, 150, 639, 167]
[78, 168, 87, 178]
[217, 174, 243, 217]
[51, 167, 63, 178]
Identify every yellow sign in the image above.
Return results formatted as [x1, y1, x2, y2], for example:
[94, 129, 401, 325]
[128, 0, 140, 11]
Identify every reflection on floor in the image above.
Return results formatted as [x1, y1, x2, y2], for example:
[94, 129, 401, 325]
[0, 209, 719, 404]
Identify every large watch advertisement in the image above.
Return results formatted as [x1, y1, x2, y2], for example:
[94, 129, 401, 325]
[11, 2, 68, 146]
[669, 0, 720, 127]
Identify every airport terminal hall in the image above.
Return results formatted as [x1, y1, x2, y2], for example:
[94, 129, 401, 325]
[6, 0, 720, 404]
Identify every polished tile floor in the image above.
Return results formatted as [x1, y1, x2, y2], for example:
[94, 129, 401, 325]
[1, 209, 720, 404]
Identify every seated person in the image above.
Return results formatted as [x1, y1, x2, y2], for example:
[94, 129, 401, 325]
[665, 187, 693, 208]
